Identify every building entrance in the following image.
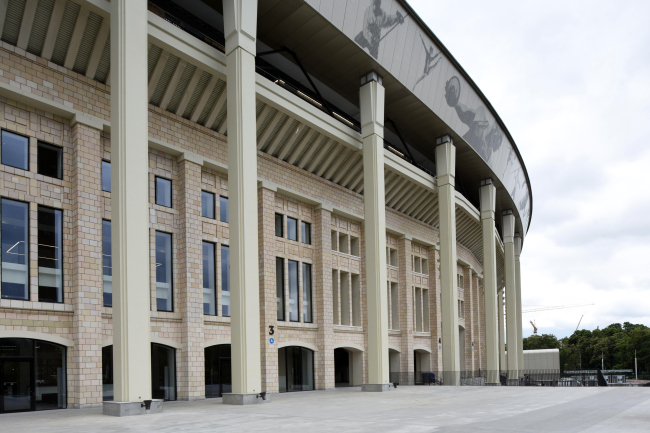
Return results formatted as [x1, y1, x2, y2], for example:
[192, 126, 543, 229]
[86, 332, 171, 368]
[334, 348, 350, 387]
[278, 346, 314, 392]
[0, 338, 66, 413]
[205, 344, 232, 398]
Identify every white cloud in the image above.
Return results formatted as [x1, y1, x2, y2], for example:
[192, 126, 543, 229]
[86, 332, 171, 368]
[409, 0, 650, 338]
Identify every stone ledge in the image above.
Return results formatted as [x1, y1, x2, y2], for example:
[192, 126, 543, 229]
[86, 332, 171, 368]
[103, 400, 163, 417]
[361, 383, 393, 392]
[222, 393, 271, 405]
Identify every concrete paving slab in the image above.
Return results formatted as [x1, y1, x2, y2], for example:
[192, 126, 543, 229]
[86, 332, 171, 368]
[1, 386, 649, 433]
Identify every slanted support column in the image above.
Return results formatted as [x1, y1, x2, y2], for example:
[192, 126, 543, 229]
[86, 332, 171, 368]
[222, 0, 265, 405]
[105, 0, 158, 416]
[503, 211, 518, 379]
[515, 234, 524, 373]
[480, 179, 499, 384]
[360, 72, 390, 392]
[435, 136, 460, 386]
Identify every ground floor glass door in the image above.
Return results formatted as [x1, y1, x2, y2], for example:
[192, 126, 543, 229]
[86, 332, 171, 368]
[279, 346, 314, 393]
[1, 359, 33, 413]
[205, 344, 232, 398]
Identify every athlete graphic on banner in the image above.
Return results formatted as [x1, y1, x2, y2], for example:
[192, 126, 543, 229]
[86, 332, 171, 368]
[355, 0, 405, 59]
[413, 34, 442, 90]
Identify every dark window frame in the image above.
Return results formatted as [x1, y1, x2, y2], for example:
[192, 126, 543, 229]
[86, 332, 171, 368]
[287, 217, 298, 241]
[301, 221, 311, 245]
[1, 129, 30, 171]
[276, 257, 285, 321]
[154, 176, 173, 208]
[36, 141, 63, 180]
[0, 198, 30, 301]
[275, 213, 284, 237]
[202, 240, 217, 316]
[101, 160, 111, 192]
[37, 205, 64, 304]
[201, 190, 216, 219]
[155, 230, 174, 312]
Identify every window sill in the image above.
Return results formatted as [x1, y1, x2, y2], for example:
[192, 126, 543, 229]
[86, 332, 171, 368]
[388, 329, 401, 335]
[414, 332, 432, 337]
[151, 310, 182, 321]
[152, 204, 179, 215]
[0, 298, 73, 313]
[333, 251, 361, 259]
[204, 315, 231, 324]
[277, 322, 318, 330]
[334, 324, 363, 333]
[412, 271, 429, 277]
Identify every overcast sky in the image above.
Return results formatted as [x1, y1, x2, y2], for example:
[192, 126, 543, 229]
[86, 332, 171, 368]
[409, 0, 650, 338]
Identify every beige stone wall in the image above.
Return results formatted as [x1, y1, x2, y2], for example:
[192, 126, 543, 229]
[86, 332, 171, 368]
[0, 52, 489, 405]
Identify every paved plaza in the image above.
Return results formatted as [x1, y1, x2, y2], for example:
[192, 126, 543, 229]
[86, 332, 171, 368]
[1, 386, 649, 432]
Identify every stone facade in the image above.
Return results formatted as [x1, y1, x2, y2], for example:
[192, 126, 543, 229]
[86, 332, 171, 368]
[0, 47, 488, 408]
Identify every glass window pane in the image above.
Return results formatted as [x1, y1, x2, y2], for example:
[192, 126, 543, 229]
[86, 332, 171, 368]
[219, 196, 228, 223]
[35, 340, 67, 410]
[275, 213, 283, 237]
[1, 199, 29, 300]
[204, 344, 231, 398]
[37, 142, 62, 179]
[221, 245, 230, 317]
[2, 130, 29, 170]
[202, 191, 215, 219]
[276, 258, 284, 321]
[203, 242, 216, 315]
[302, 263, 312, 323]
[103, 220, 112, 307]
[288, 260, 298, 322]
[38, 207, 63, 303]
[287, 217, 297, 241]
[151, 343, 176, 401]
[301, 222, 311, 245]
[102, 345, 113, 401]
[0, 338, 33, 357]
[101, 161, 111, 192]
[155, 177, 172, 207]
[155, 231, 173, 312]
[301, 348, 314, 391]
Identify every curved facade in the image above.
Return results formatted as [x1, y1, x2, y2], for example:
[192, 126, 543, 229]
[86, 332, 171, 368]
[0, 0, 530, 411]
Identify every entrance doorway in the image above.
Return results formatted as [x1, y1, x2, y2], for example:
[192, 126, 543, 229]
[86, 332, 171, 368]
[0, 338, 66, 413]
[334, 348, 350, 387]
[278, 346, 314, 393]
[205, 344, 232, 398]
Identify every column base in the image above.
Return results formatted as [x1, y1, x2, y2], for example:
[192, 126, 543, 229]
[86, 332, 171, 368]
[361, 383, 393, 392]
[222, 393, 271, 405]
[103, 400, 163, 417]
[485, 382, 501, 386]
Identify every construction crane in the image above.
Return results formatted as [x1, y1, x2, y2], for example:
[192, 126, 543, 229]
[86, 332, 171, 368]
[530, 320, 537, 335]
[521, 303, 594, 313]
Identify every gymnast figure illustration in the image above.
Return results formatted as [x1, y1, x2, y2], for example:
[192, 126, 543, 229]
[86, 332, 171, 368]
[413, 34, 442, 90]
[354, 0, 405, 59]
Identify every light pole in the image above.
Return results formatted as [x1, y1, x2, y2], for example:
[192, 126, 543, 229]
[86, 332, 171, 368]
[635, 350, 638, 381]
[601, 351, 604, 370]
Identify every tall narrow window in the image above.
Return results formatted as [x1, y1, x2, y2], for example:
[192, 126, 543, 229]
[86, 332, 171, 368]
[203, 242, 216, 315]
[340, 272, 350, 326]
[202, 191, 215, 219]
[390, 282, 399, 330]
[221, 245, 230, 316]
[38, 206, 63, 303]
[103, 220, 112, 307]
[351, 273, 360, 326]
[288, 260, 299, 322]
[287, 217, 297, 241]
[155, 231, 173, 311]
[301, 222, 311, 245]
[275, 213, 283, 237]
[302, 263, 312, 323]
[155, 177, 172, 208]
[219, 196, 229, 223]
[37, 142, 63, 179]
[332, 270, 339, 324]
[276, 258, 285, 321]
[102, 161, 111, 192]
[415, 287, 422, 332]
[423, 289, 430, 331]
[1, 199, 29, 300]
[1, 130, 28, 170]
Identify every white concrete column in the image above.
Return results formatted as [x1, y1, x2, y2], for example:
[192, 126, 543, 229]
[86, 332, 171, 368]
[515, 233, 524, 373]
[503, 211, 518, 379]
[498, 287, 506, 372]
[480, 179, 499, 384]
[435, 136, 460, 386]
[360, 72, 390, 392]
[223, 0, 264, 404]
[108, 0, 152, 409]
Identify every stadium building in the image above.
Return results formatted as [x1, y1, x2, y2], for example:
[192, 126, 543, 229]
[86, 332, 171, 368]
[0, 0, 532, 414]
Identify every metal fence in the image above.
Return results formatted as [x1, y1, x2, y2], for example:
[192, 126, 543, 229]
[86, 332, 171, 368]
[389, 370, 616, 387]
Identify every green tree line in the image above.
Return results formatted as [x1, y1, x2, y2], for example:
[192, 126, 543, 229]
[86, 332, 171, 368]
[522, 322, 650, 378]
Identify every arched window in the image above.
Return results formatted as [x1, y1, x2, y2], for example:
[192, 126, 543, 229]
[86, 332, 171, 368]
[205, 344, 231, 398]
[0, 338, 66, 413]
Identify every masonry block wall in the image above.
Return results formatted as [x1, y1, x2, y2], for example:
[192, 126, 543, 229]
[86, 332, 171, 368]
[0, 46, 489, 404]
